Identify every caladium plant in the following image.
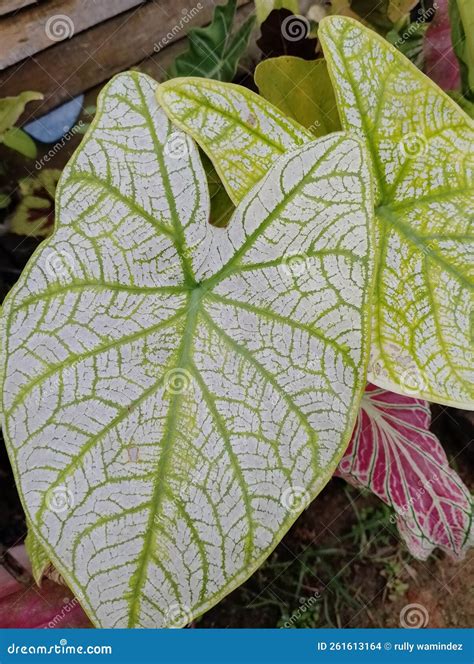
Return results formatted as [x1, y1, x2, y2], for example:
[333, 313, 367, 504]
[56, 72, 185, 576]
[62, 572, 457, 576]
[0, 13, 472, 630]
[158, 16, 474, 410]
[337, 385, 473, 560]
[0, 73, 375, 627]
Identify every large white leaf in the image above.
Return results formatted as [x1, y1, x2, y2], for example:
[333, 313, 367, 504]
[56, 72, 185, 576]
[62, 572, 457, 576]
[0, 72, 375, 627]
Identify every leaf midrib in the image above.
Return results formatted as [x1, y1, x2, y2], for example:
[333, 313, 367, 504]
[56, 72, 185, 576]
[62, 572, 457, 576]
[376, 205, 473, 288]
[127, 288, 201, 627]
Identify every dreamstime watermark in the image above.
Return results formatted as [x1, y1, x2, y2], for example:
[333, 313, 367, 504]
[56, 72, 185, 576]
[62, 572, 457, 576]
[35, 121, 84, 170]
[399, 602, 429, 628]
[164, 603, 193, 627]
[281, 592, 321, 628]
[389, 474, 440, 524]
[281, 14, 310, 42]
[281, 486, 310, 514]
[45, 485, 75, 513]
[154, 4, 204, 52]
[45, 14, 75, 42]
[282, 253, 311, 278]
[46, 596, 83, 628]
[164, 132, 190, 160]
[399, 366, 427, 395]
[164, 368, 194, 395]
[44, 249, 76, 277]
[393, 3, 438, 47]
[399, 132, 427, 159]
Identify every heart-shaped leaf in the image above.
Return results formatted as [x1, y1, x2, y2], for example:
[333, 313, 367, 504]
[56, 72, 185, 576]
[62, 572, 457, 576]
[337, 384, 474, 560]
[0, 72, 375, 627]
[156, 77, 313, 204]
[317, 17, 474, 408]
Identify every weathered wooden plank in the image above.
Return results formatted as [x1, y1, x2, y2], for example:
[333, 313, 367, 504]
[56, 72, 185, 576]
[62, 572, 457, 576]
[0, 0, 251, 121]
[0, 0, 145, 70]
[0, 0, 37, 18]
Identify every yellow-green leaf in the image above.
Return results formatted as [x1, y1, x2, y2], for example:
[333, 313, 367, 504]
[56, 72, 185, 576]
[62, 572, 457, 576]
[0, 91, 43, 138]
[319, 15, 474, 408]
[254, 56, 341, 136]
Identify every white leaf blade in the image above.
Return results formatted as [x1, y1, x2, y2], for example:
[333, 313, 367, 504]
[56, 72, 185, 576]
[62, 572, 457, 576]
[1, 73, 375, 627]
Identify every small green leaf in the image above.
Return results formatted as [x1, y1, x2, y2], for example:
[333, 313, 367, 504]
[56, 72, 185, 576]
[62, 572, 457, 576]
[201, 152, 235, 227]
[255, 0, 299, 24]
[319, 15, 474, 408]
[254, 56, 341, 136]
[2, 127, 37, 159]
[386, 15, 430, 70]
[156, 77, 313, 203]
[168, 0, 255, 81]
[388, 0, 418, 23]
[450, 90, 474, 118]
[10, 169, 61, 237]
[1, 72, 375, 627]
[0, 91, 43, 138]
[0, 192, 10, 209]
[329, 0, 393, 34]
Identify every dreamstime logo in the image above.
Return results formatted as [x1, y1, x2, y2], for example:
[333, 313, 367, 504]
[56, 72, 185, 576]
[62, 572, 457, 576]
[154, 3, 204, 52]
[368, 356, 384, 377]
[399, 132, 427, 159]
[164, 368, 193, 395]
[281, 592, 320, 628]
[164, 603, 192, 628]
[282, 254, 308, 277]
[394, 2, 438, 46]
[47, 596, 81, 628]
[164, 132, 190, 160]
[45, 249, 76, 277]
[281, 14, 310, 42]
[400, 366, 427, 395]
[390, 474, 440, 523]
[45, 14, 75, 41]
[35, 121, 84, 170]
[281, 486, 309, 513]
[46, 486, 74, 513]
[399, 603, 429, 628]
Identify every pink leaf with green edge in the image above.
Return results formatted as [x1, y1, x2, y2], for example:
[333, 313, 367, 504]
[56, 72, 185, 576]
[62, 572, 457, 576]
[336, 385, 473, 560]
[0, 545, 91, 628]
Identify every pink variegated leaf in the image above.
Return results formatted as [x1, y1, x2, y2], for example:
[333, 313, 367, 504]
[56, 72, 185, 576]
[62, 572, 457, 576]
[0, 545, 91, 628]
[336, 385, 473, 560]
[423, 0, 460, 91]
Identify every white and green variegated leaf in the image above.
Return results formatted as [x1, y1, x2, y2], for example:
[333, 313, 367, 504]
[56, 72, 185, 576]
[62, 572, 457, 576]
[160, 20, 474, 408]
[0, 72, 375, 627]
[319, 16, 474, 408]
[156, 77, 313, 204]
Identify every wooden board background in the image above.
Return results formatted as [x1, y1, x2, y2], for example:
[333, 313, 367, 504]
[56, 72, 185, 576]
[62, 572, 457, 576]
[0, 0, 252, 121]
